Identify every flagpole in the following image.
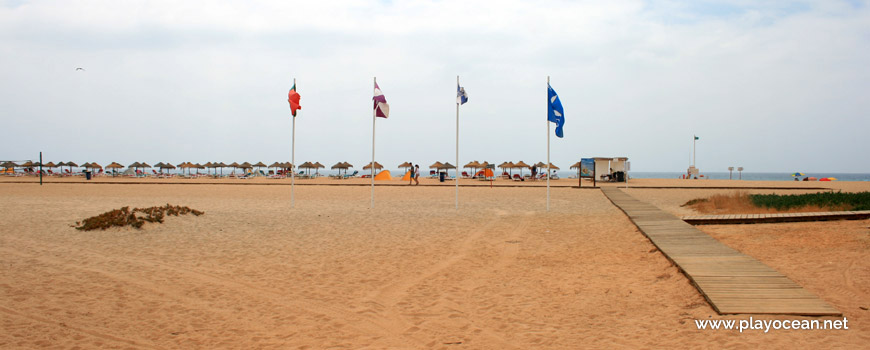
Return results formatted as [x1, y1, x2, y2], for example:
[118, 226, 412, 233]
[693, 135, 696, 167]
[546, 76, 551, 212]
[291, 78, 296, 208]
[371, 77, 376, 209]
[455, 75, 460, 210]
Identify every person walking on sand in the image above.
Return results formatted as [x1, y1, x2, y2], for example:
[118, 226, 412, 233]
[531, 164, 537, 181]
[414, 164, 420, 185]
[409, 162, 415, 185]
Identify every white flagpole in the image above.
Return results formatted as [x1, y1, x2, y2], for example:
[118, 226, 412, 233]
[291, 78, 296, 208]
[455, 75, 459, 210]
[371, 77, 376, 209]
[546, 76, 551, 212]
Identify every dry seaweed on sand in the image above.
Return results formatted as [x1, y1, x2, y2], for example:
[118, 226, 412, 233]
[73, 204, 204, 231]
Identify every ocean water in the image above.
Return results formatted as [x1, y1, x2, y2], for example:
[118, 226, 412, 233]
[627, 172, 870, 182]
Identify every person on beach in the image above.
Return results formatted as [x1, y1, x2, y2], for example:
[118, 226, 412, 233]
[409, 162, 415, 185]
[414, 164, 420, 185]
[531, 164, 537, 181]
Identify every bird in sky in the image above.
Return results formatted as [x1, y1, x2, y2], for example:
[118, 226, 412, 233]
[75, 67, 85, 71]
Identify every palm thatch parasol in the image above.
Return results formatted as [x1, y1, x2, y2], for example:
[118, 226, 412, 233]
[252, 161, 267, 174]
[105, 162, 124, 177]
[1, 161, 16, 171]
[513, 161, 530, 176]
[429, 161, 444, 169]
[362, 162, 383, 170]
[312, 162, 325, 176]
[498, 161, 515, 176]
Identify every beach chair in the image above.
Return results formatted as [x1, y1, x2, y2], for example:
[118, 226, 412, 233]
[461, 171, 471, 179]
[429, 170, 437, 178]
[344, 170, 359, 179]
[513, 174, 522, 181]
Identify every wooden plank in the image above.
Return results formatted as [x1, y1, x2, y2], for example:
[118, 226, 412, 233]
[600, 187, 840, 316]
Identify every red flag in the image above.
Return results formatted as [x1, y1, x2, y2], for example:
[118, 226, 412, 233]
[288, 83, 301, 117]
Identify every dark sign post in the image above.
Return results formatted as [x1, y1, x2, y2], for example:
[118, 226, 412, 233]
[39, 152, 43, 186]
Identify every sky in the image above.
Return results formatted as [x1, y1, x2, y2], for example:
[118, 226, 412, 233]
[1, 0, 869, 173]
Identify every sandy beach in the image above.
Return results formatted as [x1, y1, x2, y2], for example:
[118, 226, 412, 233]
[1, 179, 868, 349]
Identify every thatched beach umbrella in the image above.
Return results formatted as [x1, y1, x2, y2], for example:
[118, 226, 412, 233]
[159, 162, 175, 174]
[332, 162, 351, 176]
[1, 161, 16, 173]
[397, 162, 412, 174]
[64, 161, 79, 173]
[570, 161, 582, 177]
[215, 162, 226, 176]
[312, 162, 325, 176]
[227, 162, 240, 174]
[202, 162, 214, 175]
[499, 161, 515, 176]
[252, 161, 267, 174]
[363, 162, 383, 170]
[463, 160, 480, 176]
[298, 161, 314, 176]
[513, 161, 530, 176]
[429, 161, 444, 170]
[106, 162, 124, 177]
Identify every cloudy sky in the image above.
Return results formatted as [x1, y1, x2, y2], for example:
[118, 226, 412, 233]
[2, 0, 868, 173]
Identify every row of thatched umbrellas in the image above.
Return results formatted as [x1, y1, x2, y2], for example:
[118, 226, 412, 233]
[3, 160, 576, 176]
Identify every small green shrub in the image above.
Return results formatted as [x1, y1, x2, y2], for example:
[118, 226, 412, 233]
[749, 191, 870, 211]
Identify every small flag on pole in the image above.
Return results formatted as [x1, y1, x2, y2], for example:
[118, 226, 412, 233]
[288, 84, 301, 117]
[457, 85, 468, 105]
[694, 135, 699, 140]
[547, 84, 564, 138]
[373, 83, 390, 118]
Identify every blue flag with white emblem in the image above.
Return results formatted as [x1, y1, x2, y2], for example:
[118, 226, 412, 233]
[457, 84, 468, 105]
[548, 84, 564, 138]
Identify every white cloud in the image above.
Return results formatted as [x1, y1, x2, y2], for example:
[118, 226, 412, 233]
[1, 0, 869, 173]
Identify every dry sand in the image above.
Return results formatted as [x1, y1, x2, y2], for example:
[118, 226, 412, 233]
[1, 179, 868, 349]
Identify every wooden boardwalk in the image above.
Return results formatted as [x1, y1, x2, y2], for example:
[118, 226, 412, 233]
[682, 210, 870, 225]
[601, 187, 840, 316]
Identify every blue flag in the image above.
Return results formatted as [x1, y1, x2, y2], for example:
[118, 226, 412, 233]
[457, 84, 468, 105]
[548, 84, 564, 138]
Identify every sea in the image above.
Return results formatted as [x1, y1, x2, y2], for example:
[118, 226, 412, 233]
[389, 170, 870, 182]
[626, 172, 870, 182]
